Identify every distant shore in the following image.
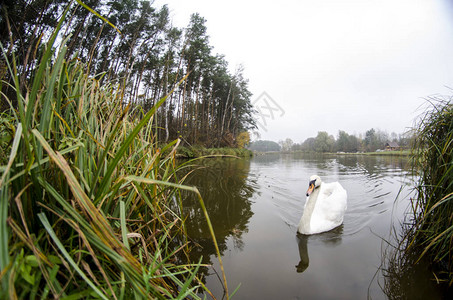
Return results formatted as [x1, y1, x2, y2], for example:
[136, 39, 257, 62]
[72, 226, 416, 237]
[175, 148, 411, 158]
[255, 150, 411, 157]
[332, 150, 410, 156]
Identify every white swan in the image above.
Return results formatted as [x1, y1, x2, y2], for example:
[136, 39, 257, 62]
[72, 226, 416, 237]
[297, 175, 347, 235]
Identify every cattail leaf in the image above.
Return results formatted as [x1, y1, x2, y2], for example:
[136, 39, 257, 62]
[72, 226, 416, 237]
[38, 212, 109, 300]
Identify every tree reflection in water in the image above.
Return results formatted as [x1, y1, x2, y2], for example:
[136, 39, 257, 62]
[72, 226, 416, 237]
[180, 158, 256, 283]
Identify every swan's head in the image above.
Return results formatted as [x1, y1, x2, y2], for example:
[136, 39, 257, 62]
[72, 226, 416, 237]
[306, 175, 321, 196]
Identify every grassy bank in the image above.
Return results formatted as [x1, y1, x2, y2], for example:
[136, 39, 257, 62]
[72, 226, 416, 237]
[176, 146, 253, 159]
[335, 150, 410, 156]
[0, 11, 227, 299]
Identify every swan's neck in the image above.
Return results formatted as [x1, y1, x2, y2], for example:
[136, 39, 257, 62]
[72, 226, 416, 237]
[301, 186, 321, 232]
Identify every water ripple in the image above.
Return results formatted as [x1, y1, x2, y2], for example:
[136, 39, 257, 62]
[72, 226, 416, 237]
[253, 155, 414, 236]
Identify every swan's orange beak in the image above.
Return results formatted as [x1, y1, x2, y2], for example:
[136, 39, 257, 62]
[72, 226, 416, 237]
[306, 183, 315, 197]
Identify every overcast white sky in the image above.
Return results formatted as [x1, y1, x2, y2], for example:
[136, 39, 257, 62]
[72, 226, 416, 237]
[153, 0, 453, 142]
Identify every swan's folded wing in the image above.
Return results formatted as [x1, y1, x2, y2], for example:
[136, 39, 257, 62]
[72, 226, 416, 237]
[314, 182, 347, 224]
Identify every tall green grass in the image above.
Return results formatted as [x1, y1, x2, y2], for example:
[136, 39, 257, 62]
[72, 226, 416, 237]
[0, 6, 228, 299]
[410, 97, 453, 285]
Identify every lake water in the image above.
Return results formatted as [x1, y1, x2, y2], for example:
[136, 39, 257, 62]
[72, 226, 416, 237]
[182, 154, 441, 299]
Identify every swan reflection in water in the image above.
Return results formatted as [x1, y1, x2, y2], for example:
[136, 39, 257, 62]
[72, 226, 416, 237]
[296, 235, 310, 272]
[295, 225, 344, 273]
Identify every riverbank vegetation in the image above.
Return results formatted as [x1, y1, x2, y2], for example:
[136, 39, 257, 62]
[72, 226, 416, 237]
[407, 98, 453, 285]
[0, 1, 248, 298]
[175, 146, 252, 159]
[381, 98, 453, 298]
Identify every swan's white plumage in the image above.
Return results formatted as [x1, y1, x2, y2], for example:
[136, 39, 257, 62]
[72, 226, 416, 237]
[298, 175, 347, 235]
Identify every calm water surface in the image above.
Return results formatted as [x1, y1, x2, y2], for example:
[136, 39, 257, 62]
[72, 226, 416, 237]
[182, 154, 439, 299]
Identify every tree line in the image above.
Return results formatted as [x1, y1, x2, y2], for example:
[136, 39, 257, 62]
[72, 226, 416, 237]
[250, 128, 412, 153]
[291, 129, 412, 152]
[0, 0, 256, 147]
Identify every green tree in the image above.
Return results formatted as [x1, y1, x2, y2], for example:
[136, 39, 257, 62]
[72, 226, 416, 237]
[301, 137, 316, 152]
[314, 131, 335, 152]
[1, 1, 256, 148]
[279, 138, 294, 152]
[364, 128, 387, 151]
[248, 140, 281, 152]
[336, 130, 359, 152]
[236, 132, 250, 148]
[364, 128, 377, 151]
[336, 130, 349, 152]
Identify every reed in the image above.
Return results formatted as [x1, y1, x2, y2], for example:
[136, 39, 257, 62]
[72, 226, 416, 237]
[0, 6, 227, 299]
[410, 96, 453, 285]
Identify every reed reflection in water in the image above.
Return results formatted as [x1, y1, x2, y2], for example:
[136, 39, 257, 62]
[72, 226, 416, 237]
[181, 154, 442, 299]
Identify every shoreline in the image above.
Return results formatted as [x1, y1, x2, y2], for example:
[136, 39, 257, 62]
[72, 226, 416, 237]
[175, 146, 253, 159]
[254, 150, 411, 157]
